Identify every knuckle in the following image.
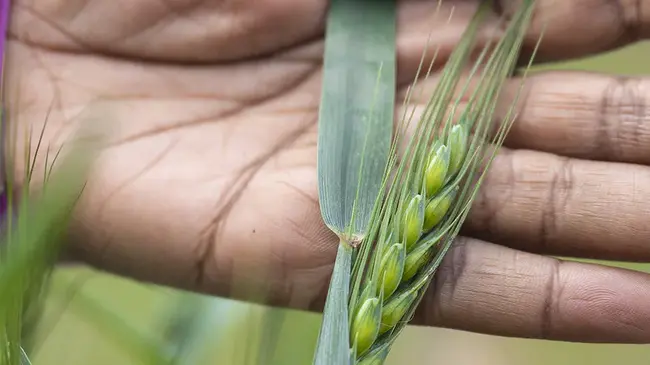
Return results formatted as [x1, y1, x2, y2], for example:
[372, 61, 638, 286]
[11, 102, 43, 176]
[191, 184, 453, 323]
[597, 76, 650, 162]
[418, 237, 470, 326]
[540, 258, 563, 339]
[610, 0, 643, 40]
[466, 149, 516, 240]
[540, 156, 573, 249]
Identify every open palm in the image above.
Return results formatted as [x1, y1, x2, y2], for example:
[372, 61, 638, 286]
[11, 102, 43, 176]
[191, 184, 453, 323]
[7, 0, 650, 343]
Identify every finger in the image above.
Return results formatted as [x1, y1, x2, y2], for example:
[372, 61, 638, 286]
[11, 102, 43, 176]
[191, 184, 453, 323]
[501, 72, 650, 165]
[414, 237, 650, 343]
[397, 70, 650, 167]
[498, 0, 650, 63]
[463, 147, 650, 262]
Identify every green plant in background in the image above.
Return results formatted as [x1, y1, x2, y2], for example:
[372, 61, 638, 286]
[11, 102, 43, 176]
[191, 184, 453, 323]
[0, 119, 98, 365]
[39, 267, 310, 365]
[314, 1, 543, 364]
[0, 1, 99, 363]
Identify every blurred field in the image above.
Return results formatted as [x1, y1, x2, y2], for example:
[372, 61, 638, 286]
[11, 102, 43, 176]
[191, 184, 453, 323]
[30, 41, 650, 365]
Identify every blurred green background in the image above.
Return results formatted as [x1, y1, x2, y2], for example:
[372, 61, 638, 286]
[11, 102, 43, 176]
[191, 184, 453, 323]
[29, 41, 650, 365]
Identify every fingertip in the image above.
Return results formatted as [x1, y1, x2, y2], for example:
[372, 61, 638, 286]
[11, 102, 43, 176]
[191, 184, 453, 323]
[416, 238, 650, 343]
[499, 0, 648, 64]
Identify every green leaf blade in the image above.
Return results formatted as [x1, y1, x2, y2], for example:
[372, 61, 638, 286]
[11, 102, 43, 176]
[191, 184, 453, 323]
[317, 0, 396, 240]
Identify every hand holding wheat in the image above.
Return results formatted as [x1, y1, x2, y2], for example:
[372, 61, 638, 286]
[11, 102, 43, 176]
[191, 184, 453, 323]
[5, 0, 650, 348]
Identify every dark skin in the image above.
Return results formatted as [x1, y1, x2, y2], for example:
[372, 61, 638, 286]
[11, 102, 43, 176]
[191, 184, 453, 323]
[6, 0, 650, 344]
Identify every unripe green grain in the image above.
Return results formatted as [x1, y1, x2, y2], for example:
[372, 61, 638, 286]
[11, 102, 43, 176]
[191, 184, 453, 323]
[423, 187, 457, 232]
[448, 124, 469, 178]
[401, 194, 424, 252]
[351, 297, 382, 357]
[357, 345, 390, 365]
[377, 243, 405, 300]
[424, 143, 450, 198]
[379, 290, 418, 335]
[402, 244, 434, 282]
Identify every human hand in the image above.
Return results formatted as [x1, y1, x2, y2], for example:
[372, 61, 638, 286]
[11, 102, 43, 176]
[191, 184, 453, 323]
[6, 0, 650, 343]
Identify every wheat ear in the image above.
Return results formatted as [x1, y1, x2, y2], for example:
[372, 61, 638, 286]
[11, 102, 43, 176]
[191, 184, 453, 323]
[348, 2, 542, 363]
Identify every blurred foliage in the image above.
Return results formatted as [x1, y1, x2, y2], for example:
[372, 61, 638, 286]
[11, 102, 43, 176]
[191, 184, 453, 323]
[26, 41, 650, 365]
